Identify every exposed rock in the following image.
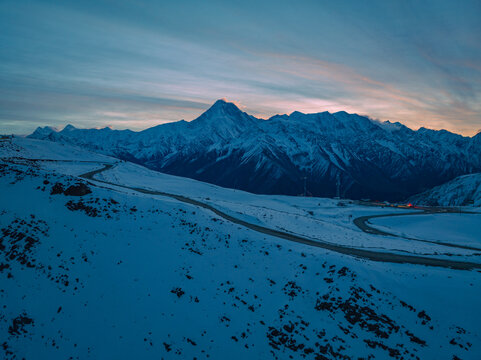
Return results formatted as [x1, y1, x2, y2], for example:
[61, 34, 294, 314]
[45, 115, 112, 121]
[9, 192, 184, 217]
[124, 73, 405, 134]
[64, 183, 92, 196]
[50, 182, 64, 195]
[8, 314, 34, 336]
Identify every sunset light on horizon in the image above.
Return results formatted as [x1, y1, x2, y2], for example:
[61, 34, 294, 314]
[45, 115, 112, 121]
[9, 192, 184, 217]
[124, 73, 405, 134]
[1, 0, 480, 135]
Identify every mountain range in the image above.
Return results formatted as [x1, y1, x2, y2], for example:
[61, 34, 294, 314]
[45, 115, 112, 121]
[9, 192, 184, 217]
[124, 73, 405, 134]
[29, 99, 481, 201]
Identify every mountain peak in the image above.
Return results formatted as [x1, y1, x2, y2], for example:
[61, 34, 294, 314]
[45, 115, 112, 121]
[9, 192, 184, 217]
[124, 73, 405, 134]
[213, 98, 228, 105]
[62, 124, 77, 132]
[208, 99, 242, 112]
[195, 99, 249, 123]
[289, 111, 305, 117]
[29, 125, 58, 138]
[188, 99, 259, 137]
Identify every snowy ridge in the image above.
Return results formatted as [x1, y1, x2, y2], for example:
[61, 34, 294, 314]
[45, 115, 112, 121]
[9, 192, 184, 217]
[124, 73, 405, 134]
[408, 173, 481, 207]
[28, 100, 481, 201]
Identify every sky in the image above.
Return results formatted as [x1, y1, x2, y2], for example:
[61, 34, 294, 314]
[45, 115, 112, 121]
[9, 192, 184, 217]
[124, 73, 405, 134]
[1, 0, 481, 136]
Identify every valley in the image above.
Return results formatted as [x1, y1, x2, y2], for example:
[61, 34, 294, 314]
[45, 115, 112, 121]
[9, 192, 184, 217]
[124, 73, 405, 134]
[1, 137, 480, 359]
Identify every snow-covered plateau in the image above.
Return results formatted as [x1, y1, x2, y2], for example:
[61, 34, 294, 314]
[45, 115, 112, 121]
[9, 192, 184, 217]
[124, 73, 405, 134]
[1, 137, 480, 360]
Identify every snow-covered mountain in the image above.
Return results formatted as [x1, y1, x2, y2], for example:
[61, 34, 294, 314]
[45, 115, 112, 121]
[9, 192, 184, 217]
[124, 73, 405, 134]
[29, 99, 481, 201]
[2, 137, 481, 359]
[408, 173, 481, 207]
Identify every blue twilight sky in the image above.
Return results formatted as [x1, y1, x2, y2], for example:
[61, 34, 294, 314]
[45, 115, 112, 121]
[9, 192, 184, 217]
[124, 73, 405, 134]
[1, 0, 480, 135]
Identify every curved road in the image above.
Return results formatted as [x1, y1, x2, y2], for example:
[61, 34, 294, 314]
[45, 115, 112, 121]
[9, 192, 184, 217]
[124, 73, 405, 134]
[75, 162, 481, 271]
[354, 211, 481, 252]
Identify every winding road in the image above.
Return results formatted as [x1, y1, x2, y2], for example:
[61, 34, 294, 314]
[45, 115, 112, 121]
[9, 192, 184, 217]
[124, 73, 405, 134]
[76, 161, 481, 271]
[354, 211, 481, 252]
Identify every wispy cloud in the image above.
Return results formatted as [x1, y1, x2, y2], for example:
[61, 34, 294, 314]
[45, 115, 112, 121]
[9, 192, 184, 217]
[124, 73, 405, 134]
[1, 0, 480, 135]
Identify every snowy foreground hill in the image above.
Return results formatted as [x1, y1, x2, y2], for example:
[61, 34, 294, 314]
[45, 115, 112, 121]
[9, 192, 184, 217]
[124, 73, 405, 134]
[1, 137, 481, 360]
[408, 173, 481, 207]
[29, 99, 481, 201]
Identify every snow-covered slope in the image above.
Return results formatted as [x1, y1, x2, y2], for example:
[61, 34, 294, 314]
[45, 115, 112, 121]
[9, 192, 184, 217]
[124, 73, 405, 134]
[0, 136, 113, 162]
[28, 100, 481, 201]
[1, 137, 481, 359]
[370, 213, 481, 247]
[408, 173, 481, 207]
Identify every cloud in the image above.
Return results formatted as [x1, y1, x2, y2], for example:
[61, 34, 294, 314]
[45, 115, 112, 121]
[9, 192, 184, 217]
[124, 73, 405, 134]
[1, 0, 480, 136]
